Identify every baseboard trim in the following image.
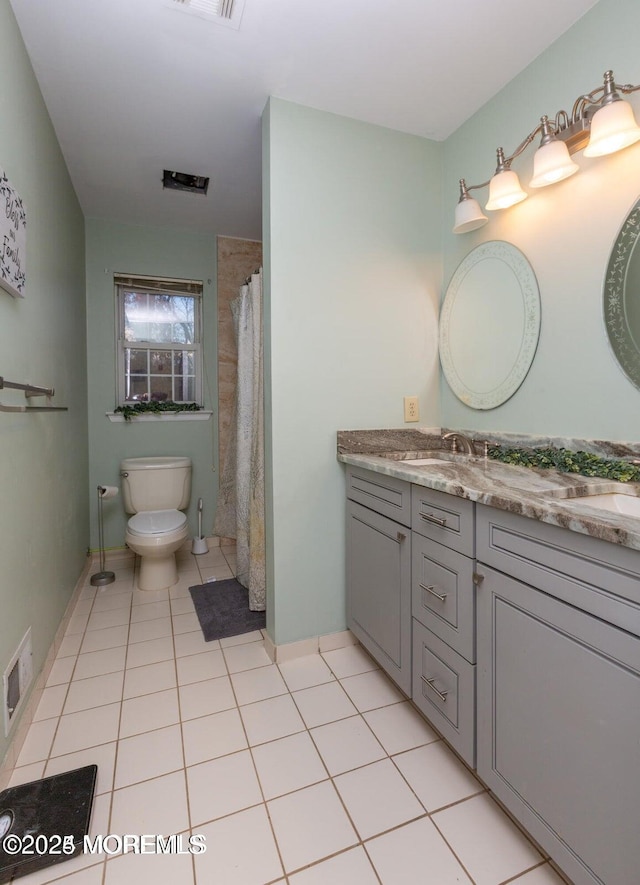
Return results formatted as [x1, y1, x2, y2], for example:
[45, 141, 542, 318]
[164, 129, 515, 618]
[264, 629, 358, 664]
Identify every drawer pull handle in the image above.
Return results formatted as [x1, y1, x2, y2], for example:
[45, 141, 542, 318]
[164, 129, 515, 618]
[421, 676, 448, 703]
[397, 531, 406, 542]
[420, 582, 447, 602]
[420, 512, 447, 527]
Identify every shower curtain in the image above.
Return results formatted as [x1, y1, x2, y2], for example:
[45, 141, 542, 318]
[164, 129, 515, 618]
[213, 270, 265, 611]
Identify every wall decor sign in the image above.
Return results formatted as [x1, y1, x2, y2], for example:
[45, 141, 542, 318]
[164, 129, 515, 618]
[0, 168, 26, 298]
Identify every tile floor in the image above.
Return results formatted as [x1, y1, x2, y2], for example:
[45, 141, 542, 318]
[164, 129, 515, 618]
[5, 546, 569, 885]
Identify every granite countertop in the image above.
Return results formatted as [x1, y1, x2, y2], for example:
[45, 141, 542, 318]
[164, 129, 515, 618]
[337, 431, 640, 552]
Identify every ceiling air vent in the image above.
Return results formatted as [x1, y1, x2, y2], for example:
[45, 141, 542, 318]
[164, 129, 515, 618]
[163, 170, 210, 195]
[170, 0, 246, 30]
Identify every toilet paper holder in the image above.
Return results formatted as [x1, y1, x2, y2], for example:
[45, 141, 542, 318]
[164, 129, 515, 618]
[90, 485, 119, 586]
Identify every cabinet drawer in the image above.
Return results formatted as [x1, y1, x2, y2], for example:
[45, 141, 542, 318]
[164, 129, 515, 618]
[412, 535, 475, 662]
[412, 486, 474, 555]
[412, 620, 476, 767]
[346, 466, 411, 527]
[477, 505, 640, 637]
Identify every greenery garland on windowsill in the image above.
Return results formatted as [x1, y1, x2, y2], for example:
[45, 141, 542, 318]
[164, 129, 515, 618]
[487, 445, 640, 483]
[114, 401, 202, 421]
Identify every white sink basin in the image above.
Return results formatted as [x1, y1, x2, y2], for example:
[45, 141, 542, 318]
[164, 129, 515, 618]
[578, 493, 640, 517]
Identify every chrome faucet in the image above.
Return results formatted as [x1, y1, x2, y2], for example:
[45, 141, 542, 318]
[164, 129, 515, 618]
[442, 431, 475, 455]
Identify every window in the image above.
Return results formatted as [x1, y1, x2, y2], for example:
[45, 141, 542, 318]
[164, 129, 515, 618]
[115, 274, 203, 406]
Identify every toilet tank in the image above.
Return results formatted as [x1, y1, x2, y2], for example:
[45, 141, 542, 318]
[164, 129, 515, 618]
[120, 456, 192, 514]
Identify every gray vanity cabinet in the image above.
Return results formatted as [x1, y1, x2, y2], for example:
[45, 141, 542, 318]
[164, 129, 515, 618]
[476, 505, 640, 885]
[411, 487, 476, 766]
[345, 467, 412, 694]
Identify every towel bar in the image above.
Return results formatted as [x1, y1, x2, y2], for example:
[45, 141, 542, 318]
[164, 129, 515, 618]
[0, 376, 68, 412]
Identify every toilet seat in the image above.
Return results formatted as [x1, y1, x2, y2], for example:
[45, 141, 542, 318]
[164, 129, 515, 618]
[127, 509, 187, 537]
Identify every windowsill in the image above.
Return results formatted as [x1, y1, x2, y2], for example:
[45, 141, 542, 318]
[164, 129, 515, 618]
[106, 410, 213, 423]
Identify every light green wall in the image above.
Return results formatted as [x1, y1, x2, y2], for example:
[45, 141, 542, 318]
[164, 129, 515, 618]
[263, 98, 442, 644]
[85, 219, 218, 549]
[442, 0, 640, 440]
[0, 2, 87, 761]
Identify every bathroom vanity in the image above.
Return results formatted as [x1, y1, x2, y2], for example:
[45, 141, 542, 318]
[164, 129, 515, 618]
[341, 438, 640, 885]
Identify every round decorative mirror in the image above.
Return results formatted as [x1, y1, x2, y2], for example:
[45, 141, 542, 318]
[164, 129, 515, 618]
[604, 196, 640, 389]
[439, 240, 541, 410]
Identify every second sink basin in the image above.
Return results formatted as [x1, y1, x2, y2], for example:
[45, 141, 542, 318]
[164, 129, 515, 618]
[575, 493, 640, 517]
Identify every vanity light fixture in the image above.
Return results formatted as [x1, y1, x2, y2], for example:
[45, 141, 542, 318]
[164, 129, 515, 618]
[453, 70, 640, 233]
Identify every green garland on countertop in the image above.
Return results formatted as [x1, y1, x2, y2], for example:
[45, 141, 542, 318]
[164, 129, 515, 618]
[114, 401, 202, 421]
[487, 445, 640, 483]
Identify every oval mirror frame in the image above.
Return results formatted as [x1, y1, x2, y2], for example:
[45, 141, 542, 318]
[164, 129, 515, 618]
[604, 196, 640, 389]
[439, 241, 541, 410]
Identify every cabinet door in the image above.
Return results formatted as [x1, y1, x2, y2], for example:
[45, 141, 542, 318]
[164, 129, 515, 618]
[477, 564, 640, 885]
[346, 500, 411, 694]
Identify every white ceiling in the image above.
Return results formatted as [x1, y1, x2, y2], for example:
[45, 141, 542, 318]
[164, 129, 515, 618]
[9, 0, 600, 240]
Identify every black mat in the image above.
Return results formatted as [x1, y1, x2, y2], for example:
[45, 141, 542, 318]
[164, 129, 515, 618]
[189, 578, 266, 641]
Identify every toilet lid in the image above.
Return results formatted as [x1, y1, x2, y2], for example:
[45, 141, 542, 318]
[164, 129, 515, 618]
[128, 509, 187, 536]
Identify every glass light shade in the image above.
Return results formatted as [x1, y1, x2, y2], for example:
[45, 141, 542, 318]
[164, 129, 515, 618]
[485, 169, 527, 211]
[529, 139, 579, 187]
[453, 197, 488, 233]
[584, 99, 640, 157]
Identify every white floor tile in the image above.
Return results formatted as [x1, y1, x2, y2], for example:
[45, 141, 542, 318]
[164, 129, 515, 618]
[122, 658, 177, 698]
[231, 664, 288, 705]
[222, 641, 272, 673]
[16, 718, 58, 766]
[128, 615, 172, 644]
[45, 741, 117, 795]
[335, 758, 425, 839]
[115, 723, 184, 788]
[252, 731, 328, 800]
[51, 702, 121, 757]
[340, 668, 405, 712]
[176, 649, 227, 685]
[170, 595, 196, 615]
[366, 816, 473, 884]
[46, 656, 76, 686]
[321, 644, 378, 679]
[63, 671, 124, 715]
[86, 607, 130, 632]
[268, 780, 357, 873]
[131, 587, 170, 606]
[182, 708, 247, 766]
[105, 849, 195, 885]
[393, 741, 483, 811]
[33, 684, 68, 721]
[288, 847, 379, 885]
[432, 793, 543, 885]
[511, 865, 569, 885]
[292, 681, 358, 728]
[187, 749, 262, 825]
[219, 631, 263, 648]
[310, 715, 386, 776]
[90, 590, 133, 613]
[278, 654, 334, 692]
[56, 633, 83, 658]
[8, 761, 45, 787]
[173, 611, 201, 634]
[80, 624, 129, 654]
[130, 600, 171, 622]
[174, 630, 218, 657]
[73, 646, 126, 681]
[193, 805, 283, 885]
[125, 636, 174, 669]
[240, 694, 305, 746]
[110, 770, 190, 836]
[198, 565, 233, 582]
[66, 611, 91, 635]
[179, 675, 236, 720]
[364, 701, 439, 755]
[120, 687, 180, 737]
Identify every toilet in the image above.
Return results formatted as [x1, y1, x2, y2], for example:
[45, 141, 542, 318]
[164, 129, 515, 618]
[120, 456, 192, 591]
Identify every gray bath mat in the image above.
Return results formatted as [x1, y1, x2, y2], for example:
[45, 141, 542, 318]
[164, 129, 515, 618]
[189, 578, 266, 642]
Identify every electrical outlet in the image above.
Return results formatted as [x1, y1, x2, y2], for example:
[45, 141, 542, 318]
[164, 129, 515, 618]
[403, 396, 419, 422]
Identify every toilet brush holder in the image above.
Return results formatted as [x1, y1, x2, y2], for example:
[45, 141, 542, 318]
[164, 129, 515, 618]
[192, 497, 209, 555]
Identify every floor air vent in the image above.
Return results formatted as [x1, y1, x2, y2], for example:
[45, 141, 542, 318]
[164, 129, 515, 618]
[3, 630, 32, 737]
